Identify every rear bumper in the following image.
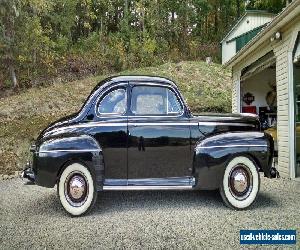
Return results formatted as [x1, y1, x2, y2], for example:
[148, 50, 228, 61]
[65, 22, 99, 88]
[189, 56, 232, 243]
[269, 166, 280, 178]
[21, 163, 35, 183]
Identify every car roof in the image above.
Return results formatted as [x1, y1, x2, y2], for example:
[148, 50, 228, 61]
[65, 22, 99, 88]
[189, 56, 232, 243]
[112, 75, 175, 84]
[96, 75, 178, 90]
[83, 75, 183, 114]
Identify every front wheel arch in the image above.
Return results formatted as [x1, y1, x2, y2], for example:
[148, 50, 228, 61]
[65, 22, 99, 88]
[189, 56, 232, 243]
[56, 151, 104, 191]
[56, 158, 96, 184]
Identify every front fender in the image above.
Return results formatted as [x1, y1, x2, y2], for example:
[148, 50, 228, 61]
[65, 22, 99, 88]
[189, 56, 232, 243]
[33, 135, 104, 190]
[193, 132, 274, 190]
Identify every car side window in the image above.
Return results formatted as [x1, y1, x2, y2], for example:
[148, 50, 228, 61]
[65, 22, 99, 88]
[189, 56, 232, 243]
[130, 86, 183, 116]
[98, 88, 127, 115]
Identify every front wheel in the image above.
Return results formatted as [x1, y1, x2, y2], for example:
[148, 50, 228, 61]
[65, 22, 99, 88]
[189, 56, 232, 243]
[58, 163, 97, 216]
[220, 156, 260, 210]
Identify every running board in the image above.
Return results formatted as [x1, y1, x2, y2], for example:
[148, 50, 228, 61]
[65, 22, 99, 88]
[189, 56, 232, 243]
[102, 185, 193, 191]
[103, 177, 195, 188]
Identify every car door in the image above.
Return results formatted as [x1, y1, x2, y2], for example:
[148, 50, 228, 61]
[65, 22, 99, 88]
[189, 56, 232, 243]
[92, 83, 128, 182]
[127, 83, 191, 183]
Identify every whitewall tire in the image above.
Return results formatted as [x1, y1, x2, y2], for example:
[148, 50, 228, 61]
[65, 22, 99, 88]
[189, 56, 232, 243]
[220, 156, 260, 210]
[58, 163, 97, 216]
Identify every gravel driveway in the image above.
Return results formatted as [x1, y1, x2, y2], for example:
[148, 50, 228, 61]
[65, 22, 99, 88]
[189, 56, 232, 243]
[0, 176, 299, 249]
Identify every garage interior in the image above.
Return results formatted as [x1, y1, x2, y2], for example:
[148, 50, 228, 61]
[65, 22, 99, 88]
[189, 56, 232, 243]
[240, 52, 278, 157]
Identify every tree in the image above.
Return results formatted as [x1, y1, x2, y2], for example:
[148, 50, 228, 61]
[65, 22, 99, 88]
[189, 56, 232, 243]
[0, 0, 289, 89]
[0, 0, 20, 88]
[246, 0, 286, 13]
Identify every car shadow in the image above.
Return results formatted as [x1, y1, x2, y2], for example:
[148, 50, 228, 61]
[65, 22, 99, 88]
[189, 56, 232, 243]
[253, 192, 280, 210]
[90, 189, 279, 215]
[23, 181, 35, 185]
[27, 189, 279, 217]
[93, 190, 221, 213]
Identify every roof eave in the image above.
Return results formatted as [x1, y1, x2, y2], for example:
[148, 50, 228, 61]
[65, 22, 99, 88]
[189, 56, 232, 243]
[220, 11, 275, 43]
[220, 13, 246, 43]
[224, 0, 300, 69]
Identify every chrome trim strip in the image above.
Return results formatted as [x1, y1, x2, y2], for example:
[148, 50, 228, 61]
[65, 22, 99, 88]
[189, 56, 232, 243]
[71, 123, 128, 127]
[197, 122, 255, 127]
[128, 122, 253, 126]
[128, 122, 192, 126]
[131, 82, 176, 87]
[49, 123, 194, 133]
[47, 123, 128, 135]
[104, 177, 195, 187]
[102, 185, 193, 191]
[48, 121, 255, 134]
[127, 115, 184, 118]
[197, 144, 267, 149]
[127, 177, 195, 186]
[39, 149, 101, 153]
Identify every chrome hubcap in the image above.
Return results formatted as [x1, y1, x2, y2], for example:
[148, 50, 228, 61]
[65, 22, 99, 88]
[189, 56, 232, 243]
[229, 164, 253, 200]
[69, 176, 86, 200]
[232, 170, 248, 193]
[64, 172, 88, 207]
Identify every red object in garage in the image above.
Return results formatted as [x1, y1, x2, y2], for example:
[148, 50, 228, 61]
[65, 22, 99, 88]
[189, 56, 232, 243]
[242, 106, 257, 114]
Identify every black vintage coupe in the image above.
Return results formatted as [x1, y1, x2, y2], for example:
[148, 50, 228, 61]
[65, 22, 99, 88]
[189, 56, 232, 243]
[22, 76, 278, 216]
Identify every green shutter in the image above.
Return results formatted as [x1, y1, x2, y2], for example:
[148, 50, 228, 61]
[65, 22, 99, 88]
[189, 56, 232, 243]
[236, 26, 263, 52]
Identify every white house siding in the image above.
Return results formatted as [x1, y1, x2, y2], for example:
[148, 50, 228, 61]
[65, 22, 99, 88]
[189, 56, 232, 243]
[222, 13, 274, 64]
[273, 18, 300, 177]
[232, 71, 240, 113]
[222, 41, 236, 65]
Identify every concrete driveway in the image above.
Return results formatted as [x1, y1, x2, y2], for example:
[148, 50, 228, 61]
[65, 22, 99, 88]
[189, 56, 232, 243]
[0, 176, 299, 249]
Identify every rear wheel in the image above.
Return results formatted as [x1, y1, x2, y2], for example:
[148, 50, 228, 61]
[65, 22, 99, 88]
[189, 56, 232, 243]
[57, 163, 97, 216]
[220, 156, 260, 210]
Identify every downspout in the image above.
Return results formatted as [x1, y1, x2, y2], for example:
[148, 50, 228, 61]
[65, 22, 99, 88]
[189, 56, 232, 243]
[288, 50, 295, 178]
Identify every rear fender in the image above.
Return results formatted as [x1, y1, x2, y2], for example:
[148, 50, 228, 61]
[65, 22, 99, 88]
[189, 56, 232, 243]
[193, 132, 274, 190]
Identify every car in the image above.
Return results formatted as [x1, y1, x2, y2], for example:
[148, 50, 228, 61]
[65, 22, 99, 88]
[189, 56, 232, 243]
[21, 75, 279, 216]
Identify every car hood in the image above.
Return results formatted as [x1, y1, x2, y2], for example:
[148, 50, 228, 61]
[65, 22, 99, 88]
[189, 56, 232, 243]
[36, 112, 79, 142]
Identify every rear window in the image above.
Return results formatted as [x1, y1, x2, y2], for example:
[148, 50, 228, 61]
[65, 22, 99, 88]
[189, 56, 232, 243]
[130, 86, 182, 116]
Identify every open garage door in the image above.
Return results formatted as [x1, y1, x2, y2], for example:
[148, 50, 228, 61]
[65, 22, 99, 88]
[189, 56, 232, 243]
[240, 52, 276, 82]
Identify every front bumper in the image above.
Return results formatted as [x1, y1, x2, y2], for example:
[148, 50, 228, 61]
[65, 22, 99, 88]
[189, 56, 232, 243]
[20, 144, 37, 183]
[21, 163, 35, 183]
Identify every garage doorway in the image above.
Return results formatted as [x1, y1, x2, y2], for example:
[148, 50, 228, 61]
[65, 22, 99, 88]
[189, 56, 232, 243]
[240, 52, 277, 153]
